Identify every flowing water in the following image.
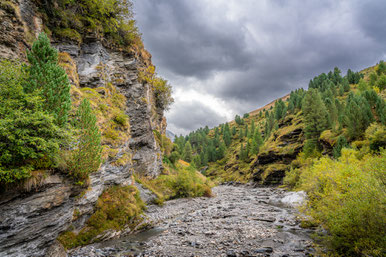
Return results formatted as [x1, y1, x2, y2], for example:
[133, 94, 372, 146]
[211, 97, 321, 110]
[70, 184, 314, 257]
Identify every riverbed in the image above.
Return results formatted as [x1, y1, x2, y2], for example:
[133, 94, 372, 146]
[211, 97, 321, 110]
[70, 184, 314, 257]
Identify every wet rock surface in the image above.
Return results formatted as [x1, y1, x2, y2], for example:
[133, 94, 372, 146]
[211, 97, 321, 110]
[70, 185, 314, 257]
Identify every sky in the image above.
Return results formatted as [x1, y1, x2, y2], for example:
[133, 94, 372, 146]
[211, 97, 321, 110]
[132, 0, 386, 135]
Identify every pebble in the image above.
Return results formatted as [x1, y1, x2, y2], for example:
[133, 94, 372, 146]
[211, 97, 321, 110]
[70, 185, 314, 257]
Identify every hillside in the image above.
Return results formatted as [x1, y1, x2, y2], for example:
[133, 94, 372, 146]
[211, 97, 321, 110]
[173, 63, 386, 185]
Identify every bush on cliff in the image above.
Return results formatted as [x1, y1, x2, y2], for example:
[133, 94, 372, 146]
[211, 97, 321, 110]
[58, 185, 146, 249]
[0, 60, 62, 185]
[67, 98, 102, 182]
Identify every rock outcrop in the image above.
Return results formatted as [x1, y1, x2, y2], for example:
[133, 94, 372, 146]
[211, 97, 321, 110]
[0, 1, 165, 256]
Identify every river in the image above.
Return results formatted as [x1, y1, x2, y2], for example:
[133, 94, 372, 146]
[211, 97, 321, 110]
[70, 184, 314, 257]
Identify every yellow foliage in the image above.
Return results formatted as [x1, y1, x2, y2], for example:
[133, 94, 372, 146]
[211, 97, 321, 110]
[296, 149, 386, 256]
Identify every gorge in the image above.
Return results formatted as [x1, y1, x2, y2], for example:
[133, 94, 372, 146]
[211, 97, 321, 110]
[0, 1, 385, 257]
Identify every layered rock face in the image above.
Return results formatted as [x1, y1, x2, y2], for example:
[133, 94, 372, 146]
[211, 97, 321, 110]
[0, 1, 165, 256]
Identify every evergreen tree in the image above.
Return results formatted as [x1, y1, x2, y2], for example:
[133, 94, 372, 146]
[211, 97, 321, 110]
[223, 130, 231, 147]
[217, 142, 226, 160]
[342, 78, 350, 92]
[201, 151, 209, 166]
[375, 98, 386, 125]
[192, 155, 201, 169]
[343, 94, 374, 139]
[183, 141, 193, 162]
[303, 89, 329, 140]
[369, 72, 378, 87]
[239, 127, 243, 139]
[377, 60, 386, 75]
[239, 144, 246, 161]
[333, 135, 349, 158]
[231, 126, 236, 136]
[69, 99, 102, 180]
[27, 33, 71, 127]
[244, 124, 249, 138]
[324, 97, 338, 130]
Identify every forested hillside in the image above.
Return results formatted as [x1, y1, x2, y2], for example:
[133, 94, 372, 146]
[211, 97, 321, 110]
[169, 63, 385, 184]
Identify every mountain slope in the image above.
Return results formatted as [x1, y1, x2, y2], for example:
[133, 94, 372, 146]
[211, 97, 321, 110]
[172, 62, 386, 185]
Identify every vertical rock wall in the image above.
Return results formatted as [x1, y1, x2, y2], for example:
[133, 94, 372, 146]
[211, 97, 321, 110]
[0, 1, 166, 256]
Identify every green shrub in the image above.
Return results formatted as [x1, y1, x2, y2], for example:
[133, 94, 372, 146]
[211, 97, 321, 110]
[156, 164, 213, 199]
[37, 0, 140, 48]
[58, 185, 145, 249]
[297, 149, 386, 256]
[0, 60, 62, 185]
[68, 99, 102, 182]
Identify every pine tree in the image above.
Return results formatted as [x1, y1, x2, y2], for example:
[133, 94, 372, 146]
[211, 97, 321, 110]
[232, 126, 236, 136]
[344, 94, 374, 139]
[223, 130, 231, 147]
[183, 141, 193, 162]
[244, 124, 249, 138]
[239, 144, 245, 161]
[192, 155, 201, 168]
[377, 60, 386, 75]
[69, 99, 102, 181]
[333, 135, 349, 158]
[26, 33, 71, 127]
[302, 89, 329, 141]
[217, 142, 226, 160]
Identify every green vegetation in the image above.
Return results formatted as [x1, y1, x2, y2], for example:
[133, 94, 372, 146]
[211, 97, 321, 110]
[27, 33, 71, 127]
[0, 60, 62, 184]
[58, 185, 146, 249]
[67, 99, 102, 181]
[35, 0, 140, 49]
[0, 34, 104, 186]
[288, 149, 385, 256]
[139, 65, 174, 111]
[135, 160, 213, 205]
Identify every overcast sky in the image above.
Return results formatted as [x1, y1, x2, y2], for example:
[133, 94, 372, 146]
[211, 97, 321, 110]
[132, 0, 386, 135]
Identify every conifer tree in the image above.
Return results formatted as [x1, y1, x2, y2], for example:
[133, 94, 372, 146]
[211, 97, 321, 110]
[303, 89, 329, 140]
[232, 126, 236, 136]
[69, 99, 102, 180]
[239, 127, 243, 139]
[343, 94, 373, 139]
[192, 155, 201, 168]
[217, 142, 226, 160]
[27, 33, 71, 127]
[302, 89, 329, 154]
[239, 144, 245, 161]
[377, 60, 385, 75]
[223, 131, 231, 147]
[183, 141, 193, 162]
[333, 135, 349, 158]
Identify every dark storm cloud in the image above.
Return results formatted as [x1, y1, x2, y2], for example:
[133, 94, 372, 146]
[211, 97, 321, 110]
[133, 0, 254, 78]
[167, 100, 227, 135]
[132, 0, 386, 134]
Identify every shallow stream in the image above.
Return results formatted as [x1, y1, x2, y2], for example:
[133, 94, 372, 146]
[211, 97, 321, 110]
[70, 185, 314, 257]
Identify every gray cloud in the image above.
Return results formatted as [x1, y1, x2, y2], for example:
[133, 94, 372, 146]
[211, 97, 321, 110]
[166, 100, 227, 135]
[133, 0, 386, 134]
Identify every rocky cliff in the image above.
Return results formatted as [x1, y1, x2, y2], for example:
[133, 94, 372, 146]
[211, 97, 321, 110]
[0, 1, 166, 256]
